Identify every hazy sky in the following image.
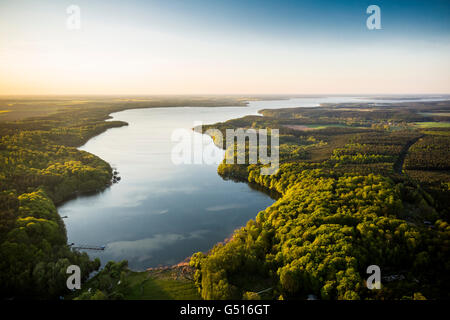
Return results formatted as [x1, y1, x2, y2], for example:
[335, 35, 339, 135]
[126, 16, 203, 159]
[0, 0, 449, 95]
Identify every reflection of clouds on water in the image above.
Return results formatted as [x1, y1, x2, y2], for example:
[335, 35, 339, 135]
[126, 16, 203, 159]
[88, 184, 202, 210]
[108, 234, 183, 255]
[107, 234, 183, 263]
[106, 230, 210, 263]
[153, 185, 202, 195]
[205, 203, 247, 212]
[112, 192, 149, 208]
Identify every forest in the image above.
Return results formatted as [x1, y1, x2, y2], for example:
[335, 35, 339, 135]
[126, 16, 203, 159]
[192, 100, 450, 300]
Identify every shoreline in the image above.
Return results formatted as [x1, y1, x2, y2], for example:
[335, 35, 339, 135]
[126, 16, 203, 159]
[54, 99, 274, 272]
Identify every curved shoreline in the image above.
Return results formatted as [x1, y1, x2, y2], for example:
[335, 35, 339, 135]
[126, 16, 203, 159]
[59, 96, 442, 270]
[56, 101, 275, 270]
[55, 101, 252, 207]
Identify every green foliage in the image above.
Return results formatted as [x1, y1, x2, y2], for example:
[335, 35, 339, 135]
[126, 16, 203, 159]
[73, 261, 129, 300]
[243, 291, 261, 300]
[191, 102, 450, 300]
[0, 104, 124, 298]
[404, 135, 450, 170]
[193, 170, 449, 299]
[0, 188, 100, 298]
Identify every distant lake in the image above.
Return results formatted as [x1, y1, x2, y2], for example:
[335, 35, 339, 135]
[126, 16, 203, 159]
[58, 96, 441, 270]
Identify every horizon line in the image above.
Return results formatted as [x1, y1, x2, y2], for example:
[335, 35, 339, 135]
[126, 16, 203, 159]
[1, 93, 450, 98]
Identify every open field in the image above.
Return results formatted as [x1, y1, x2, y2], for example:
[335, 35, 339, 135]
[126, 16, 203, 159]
[70, 264, 201, 300]
[283, 124, 354, 131]
[413, 122, 450, 128]
[124, 268, 201, 300]
[418, 112, 450, 117]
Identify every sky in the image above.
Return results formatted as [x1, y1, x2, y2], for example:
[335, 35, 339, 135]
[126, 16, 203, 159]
[0, 0, 449, 95]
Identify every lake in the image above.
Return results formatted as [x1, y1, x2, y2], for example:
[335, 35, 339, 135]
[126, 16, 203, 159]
[58, 96, 440, 270]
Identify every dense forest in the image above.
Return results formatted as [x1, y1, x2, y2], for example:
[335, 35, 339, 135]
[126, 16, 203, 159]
[191, 101, 450, 300]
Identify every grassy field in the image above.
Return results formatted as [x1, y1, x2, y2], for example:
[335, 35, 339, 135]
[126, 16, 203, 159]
[123, 268, 201, 300]
[413, 122, 450, 128]
[284, 123, 354, 131]
[68, 266, 201, 300]
[418, 112, 450, 117]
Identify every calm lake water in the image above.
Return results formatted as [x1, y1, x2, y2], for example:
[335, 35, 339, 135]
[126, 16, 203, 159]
[58, 96, 442, 270]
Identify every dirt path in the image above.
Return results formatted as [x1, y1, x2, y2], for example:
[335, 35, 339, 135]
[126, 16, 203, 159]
[393, 135, 424, 174]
